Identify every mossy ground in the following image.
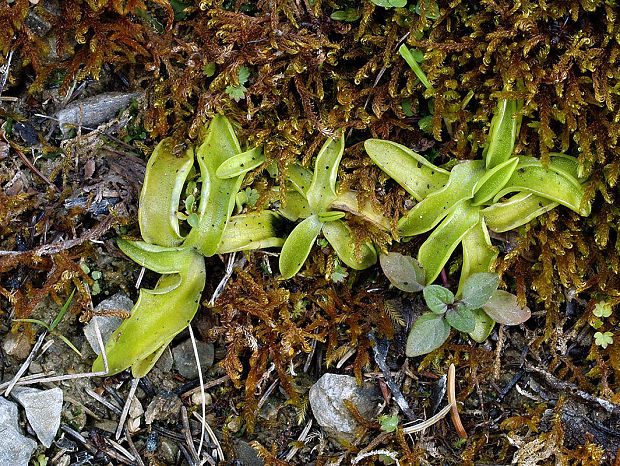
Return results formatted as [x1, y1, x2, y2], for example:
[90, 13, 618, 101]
[0, 0, 619, 463]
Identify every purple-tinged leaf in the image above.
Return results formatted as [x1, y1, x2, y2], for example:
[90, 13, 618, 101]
[380, 252, 426, 292]
[482, 290, 531, 325]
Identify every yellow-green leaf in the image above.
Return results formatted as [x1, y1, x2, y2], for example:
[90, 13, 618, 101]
[322, 219, 377, 270]
[398, 160, 484, 236]
[276, 189, 311, 221]
[399, 44, 432, 90]
[469, 309, 495, 343]
[472, 157, 519, 206]
[287, 164, 313, 195]
[364, 139, 449, 201]
[117, 239, 192, 274]
[216, 211, 285, 254]
[92, 251, 205, 377]
[457, 218, 498, 296]
[418, 200, 479, 284]
[139, 138, 194, 247]
[317, 211, 346, 222]
[306, 134, 345, 213]
[481, 192, 558, 233]
[330, 190, 391, 231]
[493, 157, 590, 215]
[185, 115, 245, 256]
[483, 99, 522, 170]
[215, 146, 264, 179]
[279, 214, 323, 279]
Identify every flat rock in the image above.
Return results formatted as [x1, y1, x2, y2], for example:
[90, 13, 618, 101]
[12, 386, 63, 448]
[0, 397, 37, 466]
[0, 396, 21, 431]
[172, 338, 214, 379]
[84, 293, 133, 354]
[56, 91, 142, 136]
[309, 373, 379, 443]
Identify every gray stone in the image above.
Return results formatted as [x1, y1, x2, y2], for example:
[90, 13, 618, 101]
[0, 396, 21, 431]
[12, 386, 63, 448]
[232, 440, 264, 466]
[129, 396, 144, 419]
[94, 292, 134, 314]
[157, 437, 179, 464]
[190, 391, 212, 407]
[84, 293, 133, 354]
[2, 331, 32, 360]
[0, 397, 37, 466]
[144, 392, 182, 424]
[154, 345, 173, 373]
[309, 373, 379, 443]
[56, 91, 143, 136]
[172, 338, 214, 379]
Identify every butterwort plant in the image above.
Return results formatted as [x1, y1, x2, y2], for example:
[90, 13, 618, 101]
[380, 251, 531, 356]
[277, 134, 377, 279]
[92, 115, 284, 377]
[365, 96, 590, 295]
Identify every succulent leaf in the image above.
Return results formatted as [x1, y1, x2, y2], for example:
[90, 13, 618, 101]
[276, 189, 311, 221]
[317, 211, 346, 222]
[215, 146, 264, 179]
[330, 191, 391, 230]
[364, 139, 449, 201]
[481, 192, 558, 233]
[287, 163, 313, 195]
[472, 156, 519, 206]
[418, 199, 480, 284]
[216, 211, 285, 254]
[322, 219, 377, 270]
[458, 218, 498, 295]
[117, 238, 192, 274]
[306, 134, 345, 213]
[483, 99, 522, 169]
[469, 309, 496, 343]
[185, 115, 245, 256]
[398, 160, 484, 236]
[138, 138, 194, 247]
[279, 214, 323, 279]
[92, 251, 206, 377]
[493, 157, 590, 215]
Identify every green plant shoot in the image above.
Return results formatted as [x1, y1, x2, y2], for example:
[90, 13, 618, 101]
[365, 97, 590, 289]
[278, 135, 377, 279]
[92, 115, 285, 377]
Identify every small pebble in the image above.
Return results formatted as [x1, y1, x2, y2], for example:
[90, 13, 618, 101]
[190, 391, 212, 407]
[226, 415, 243, 434]
[2, 331, 32, 360]
[84, 159, 96, 179]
